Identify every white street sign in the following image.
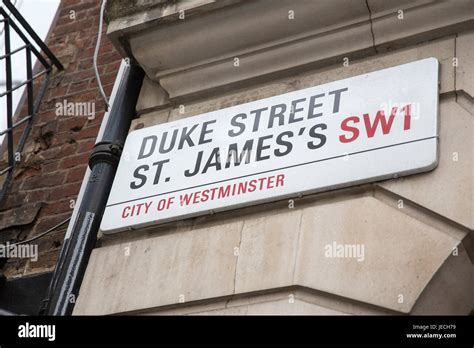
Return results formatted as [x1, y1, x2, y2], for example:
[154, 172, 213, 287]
[101, 58, 439, 234]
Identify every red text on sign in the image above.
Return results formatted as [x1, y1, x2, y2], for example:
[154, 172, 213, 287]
[339, 104, 412, 143]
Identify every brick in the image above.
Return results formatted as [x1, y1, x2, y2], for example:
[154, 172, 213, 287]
[65, 90, 98, 105]
[12, 123, 26, 139]
[65, 165, 87, 183]
[59, 2, 95, 17]
[0, 227, 22, 244]
[50, 133, 77, 147]
[76, 30, 91, 42]
[64, 60, 78, 73]
[97, 50, 119, 64]
[38, 147, 62, 161]
[100, 42, 115, 54]
[103, 83, 114, 96]
[50, 34, 69, 47]
[67, 80, 89, 94]
[60, 69, 95, 85]
[98, 71, 119, 86]
[49, 182, 82, 201]
[9, 180, 23, 194]
[85, 6, 102, 19]
[37, 99, 56, 113]
[75, 38, 92, 51]
[61, 153, 90, 169]
[54, 18, 94, 36]
[56, 14, 74, 27]
[105, 60, 122, 74]
[41, 200, 75, 216]
[78, 58, 96, 71]
[42, 161, 59, 174]
[39, 120, 58, 144]
[57, 117, 87, 133]
[0, 204, 41, 231]
[46, 85, 68, 101]
[78, 46, 97, 60]
[36, 110, 58, 124]
[54, 54, 76, 71]
[35, 229, 66, 255]
[0, 192, 27, 211]
[13, 166, 41, 181]
[2, 258, 28, 279]
[25, 250, 61, 276]
[40, 121, 58, 136]
[83, 111, 104, 127]
[32, 213, 71, 236]
[25, 189, 50, 203]
[62, 142, 79, 155]
[79, 124, 101, 139]
[76, 139, 96, 153]
[22, 172, 65, 190]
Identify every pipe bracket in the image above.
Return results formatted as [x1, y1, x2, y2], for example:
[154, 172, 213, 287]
[89, 141, 123, 169]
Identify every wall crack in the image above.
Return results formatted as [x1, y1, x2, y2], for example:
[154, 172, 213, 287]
[365, 0, 378, 54]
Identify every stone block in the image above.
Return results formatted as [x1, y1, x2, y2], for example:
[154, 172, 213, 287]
[234, 210, 302, 294]
[296, 36, 455, 95]
[164, 36, 454, 124]
[294, 196, 459, 313]
[456, 30, 474, 98]
[74, 220, 242, 314]
[370, 0, 474, 52]
[136, 76, 169, 114]
[411, 242, 474, 314]
[129, 109, 170, 133]
[379, 97, 473, 229]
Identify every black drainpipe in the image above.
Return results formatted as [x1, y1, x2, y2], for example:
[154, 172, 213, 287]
[44, 63, 144, 315]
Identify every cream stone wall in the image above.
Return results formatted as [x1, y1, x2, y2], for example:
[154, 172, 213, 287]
[73, 1, 473, 315]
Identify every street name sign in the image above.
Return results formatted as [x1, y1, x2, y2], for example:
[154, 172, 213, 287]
[101, 58, 439, 233]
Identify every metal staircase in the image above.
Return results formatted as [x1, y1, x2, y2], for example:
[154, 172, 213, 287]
[0, 0, 63, 205]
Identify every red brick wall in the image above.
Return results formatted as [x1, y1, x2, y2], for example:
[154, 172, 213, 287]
[0, 0, 122, 278]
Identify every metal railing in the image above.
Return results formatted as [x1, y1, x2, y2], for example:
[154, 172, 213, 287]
[0, 0, 63, 205]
